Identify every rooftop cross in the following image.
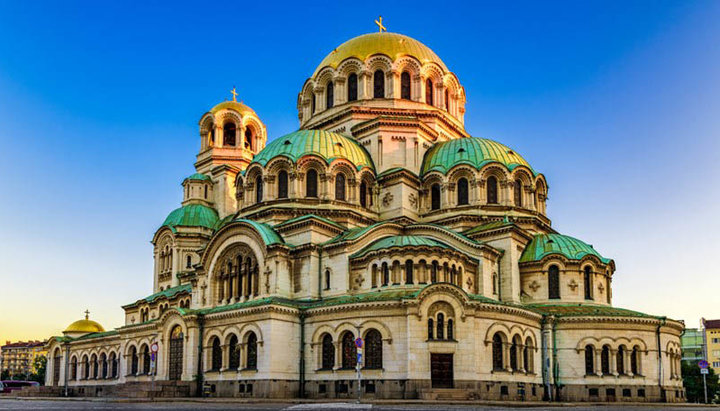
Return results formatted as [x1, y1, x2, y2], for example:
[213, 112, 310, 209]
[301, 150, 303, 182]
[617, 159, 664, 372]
[374, 16, 386, 33]
[230, 86, 238, 102]
[84, 309, 90, 320]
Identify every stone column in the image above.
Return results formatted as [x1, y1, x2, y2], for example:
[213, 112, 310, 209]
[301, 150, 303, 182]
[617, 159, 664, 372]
[610, 349, 618, 376]
[595, 350, 602, 376]
[359, 70, 371, 100]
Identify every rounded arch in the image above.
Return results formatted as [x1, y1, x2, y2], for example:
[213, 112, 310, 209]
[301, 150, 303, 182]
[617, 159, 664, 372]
[359, 320, 393, 343]
[336, 58, 364, 77]
[238, 322, 264, 344]
[311, 324, 336, 343]
[366, 55, 393, 73]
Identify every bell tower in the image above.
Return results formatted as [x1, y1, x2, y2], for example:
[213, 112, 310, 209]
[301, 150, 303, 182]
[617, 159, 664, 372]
[195, 90, 268, 217]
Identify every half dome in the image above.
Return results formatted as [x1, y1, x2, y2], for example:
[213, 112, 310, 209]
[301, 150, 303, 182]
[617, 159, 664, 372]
[351, 235, 450, 258]
[162, 204, 219, 232]
[519, 233, 612, 264]
[251, 129, 375, 171]
[314, 32, 448, 77]
[422, 137, 534, 176]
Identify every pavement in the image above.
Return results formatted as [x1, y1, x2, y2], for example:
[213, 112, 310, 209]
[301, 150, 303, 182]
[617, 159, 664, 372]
[0, 398, 718, 411]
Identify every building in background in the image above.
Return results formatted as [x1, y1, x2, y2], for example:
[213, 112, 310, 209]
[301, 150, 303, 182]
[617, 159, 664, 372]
[703, 319, 720, 372]
[1, 341, 46, 377]
[681, 328, 705, 364]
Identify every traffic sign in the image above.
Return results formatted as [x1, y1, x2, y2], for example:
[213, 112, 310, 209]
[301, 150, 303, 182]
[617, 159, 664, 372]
[701, 368, 709, 375]
[151, 342, 159, 353]
[357, 353, 362, 362]
[151, 352, 156, 362]
[355, 337, 363, 349]
[699, 360, 709, 369]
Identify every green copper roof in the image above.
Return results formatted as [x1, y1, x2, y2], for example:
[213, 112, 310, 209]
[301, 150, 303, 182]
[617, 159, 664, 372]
[526, 303, 658, 319]
[519, 233, 611, 264]
[351, 235, 451, 258]
[324, 221, 393, 245]
[251, 129, 375, 171]
[73, 330, 120, 341]
[214, 217, 285, 246]
[122, 284, 192, 308]
[463, 220, 515, 236]
[162, 204, 219, 232]
[421, 137, 534, 176]
[184, 173, 211, 182]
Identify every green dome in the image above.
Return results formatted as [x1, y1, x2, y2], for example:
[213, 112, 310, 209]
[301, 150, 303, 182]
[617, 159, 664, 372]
[421, 137, 534, 176]
[162, 204, 219, 232]
[184, 173, 211, 182]
[351, 235, 450, 258]
[251, 129, 375, 171]
[519, 233, 611, 264]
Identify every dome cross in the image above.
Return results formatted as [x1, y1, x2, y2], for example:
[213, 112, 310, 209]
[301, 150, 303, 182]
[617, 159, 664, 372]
[84, 309, 90, 320]
[374, 16, 386, 33]
[230, 86, 239, 102]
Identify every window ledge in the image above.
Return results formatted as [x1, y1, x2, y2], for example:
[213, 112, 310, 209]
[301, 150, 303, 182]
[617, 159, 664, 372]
[239, 367, 258, 373]
[362, 367, 384, 371]
[491, 369, 512, 374]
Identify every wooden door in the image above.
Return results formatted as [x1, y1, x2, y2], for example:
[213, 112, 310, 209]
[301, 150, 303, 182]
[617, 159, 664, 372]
[430, 353, 453, 388]
[168, 326, 183, 380]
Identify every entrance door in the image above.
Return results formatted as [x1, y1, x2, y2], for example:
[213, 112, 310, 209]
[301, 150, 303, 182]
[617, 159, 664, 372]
[430, 353, 453, 388]
[168, 326, 184, 380]
[53, 355, 61, 386]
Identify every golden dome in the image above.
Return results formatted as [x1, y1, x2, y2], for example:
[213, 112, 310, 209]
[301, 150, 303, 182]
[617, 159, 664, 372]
[63, 313, 105, 334]
[210, 100, 256, 116]
[313, 32, 448, 77]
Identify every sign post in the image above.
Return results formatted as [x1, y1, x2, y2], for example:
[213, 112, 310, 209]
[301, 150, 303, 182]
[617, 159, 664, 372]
[355, 337, 363, 402]
[151, 342, 159, 393]
[699, 360, 709, 403]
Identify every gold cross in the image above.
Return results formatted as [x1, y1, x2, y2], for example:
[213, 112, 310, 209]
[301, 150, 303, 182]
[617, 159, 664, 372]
[84, 309, 90, 320]
[230, 86, 238, 102]
[375, 16, 386, 33]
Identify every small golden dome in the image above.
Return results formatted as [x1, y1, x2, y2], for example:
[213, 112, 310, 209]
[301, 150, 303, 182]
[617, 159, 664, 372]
[313, 32, 448, 77]
[63, 312, 105, 334]
[210, 101, 256, 116]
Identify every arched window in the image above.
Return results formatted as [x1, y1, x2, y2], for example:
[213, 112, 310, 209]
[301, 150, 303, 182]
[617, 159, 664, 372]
[209, 124, 215, 145]
[359, 181, 368, 208]
[548, 265, 560, 299]
[306, 169, 318, 198]
[245, 128, 253, 150]
[431, 261, 438, 283]
[211, 337, 222, 371]
[321, 334, 334, 369]
[514, 180, 522, 206]
[311, 92, 316, 113]
[447, 319, 454, 340]
[326, 81, 334, 109]
[373, 70, 384, 98]
[509, 337, 518, 371]
[341, 332, 357, 369]
[585, 345, 594, 374]
[457, 177, 469, 205]
[401, 71, 411, 100]
[277, 170, 288, 199]
[246, 332, 258, 369]
[584, 266, 593, 300]
[365, 329, 383, 369]
[347, 73, 358, 102]
[382, 262, 389, 286]
[405, 260, 414, 284]
[82, 355, 89, 379]
[229, 335, 240, 370]
[100, 353, 107, 379]
[110, 352, 118, 378]
[492, 273, 498, 294]
[425, 79, 433, 105]
[617, 346, 625, 375]
[335, 173, 346, 201]
[436, 313, 444, 340]
[487, 176, 498, 204]
[324, 269, 331, 290]
[427, 319, 434, 339]
[524, 337, 534, 373]
[255, 175, 263, 203]
[204, 185, 208, 199]
[130, 347, 138, 375]
[186, 255, 192, 269]
[70, 357, 77, 380]
[631, 346, 639, 375]
[142, 346, 150, 375]
[601, 345, 610, 375]
[223, 122, 236, 146]
[492, 333, 504, 370]
[445, 88, 450, 111]
[431, 183, 441, 210]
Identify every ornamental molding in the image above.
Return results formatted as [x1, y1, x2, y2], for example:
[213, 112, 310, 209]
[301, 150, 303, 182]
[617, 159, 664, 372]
[382, 192, 394, 208]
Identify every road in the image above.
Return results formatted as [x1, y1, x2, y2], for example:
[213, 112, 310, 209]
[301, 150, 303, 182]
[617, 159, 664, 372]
[0, 399, 717, 411]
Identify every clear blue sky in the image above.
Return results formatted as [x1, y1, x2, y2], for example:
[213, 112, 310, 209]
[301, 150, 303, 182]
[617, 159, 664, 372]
[1, 1, 719, 341]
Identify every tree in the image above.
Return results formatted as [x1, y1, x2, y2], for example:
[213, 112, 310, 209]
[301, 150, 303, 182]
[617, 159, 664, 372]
[28, 355, 46, 384]
[0, 369, 10, 380]
[682, 361, 720, 403]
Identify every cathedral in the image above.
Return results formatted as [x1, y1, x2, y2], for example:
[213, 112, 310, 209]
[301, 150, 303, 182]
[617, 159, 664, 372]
[44, 27, 685, 402]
